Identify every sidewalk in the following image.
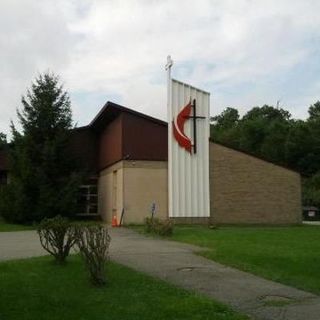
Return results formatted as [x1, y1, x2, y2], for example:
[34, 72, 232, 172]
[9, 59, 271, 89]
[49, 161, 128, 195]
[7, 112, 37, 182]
[110, 228, 320, 320]
[1, 228, 320, 320]
[0, 230, 46, 261]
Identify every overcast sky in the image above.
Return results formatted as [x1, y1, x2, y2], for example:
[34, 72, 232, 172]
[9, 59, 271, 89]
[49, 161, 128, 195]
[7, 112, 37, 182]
[1, 0, 320, 136]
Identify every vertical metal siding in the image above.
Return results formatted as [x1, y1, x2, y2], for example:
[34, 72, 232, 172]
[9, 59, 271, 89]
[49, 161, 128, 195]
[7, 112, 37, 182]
[169, 79, 210, 218]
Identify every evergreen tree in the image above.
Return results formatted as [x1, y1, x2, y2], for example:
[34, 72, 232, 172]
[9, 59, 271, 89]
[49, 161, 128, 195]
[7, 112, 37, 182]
[0, 133, 6, 146]
[1, 73, 80, 223]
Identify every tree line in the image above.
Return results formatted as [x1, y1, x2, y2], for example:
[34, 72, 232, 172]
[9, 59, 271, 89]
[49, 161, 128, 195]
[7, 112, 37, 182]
[211, 103, 320, 207]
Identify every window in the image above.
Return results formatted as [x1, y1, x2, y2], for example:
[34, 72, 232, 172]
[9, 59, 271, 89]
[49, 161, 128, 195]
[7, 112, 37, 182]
[0, 171, 7, 185]
[77, 183, 98, 216]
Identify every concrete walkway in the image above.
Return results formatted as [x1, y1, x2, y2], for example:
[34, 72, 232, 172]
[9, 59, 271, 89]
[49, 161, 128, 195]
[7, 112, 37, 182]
[0, 230, 46, 261]
[303, 221, 320, 225]
[1, 228, 320, 320]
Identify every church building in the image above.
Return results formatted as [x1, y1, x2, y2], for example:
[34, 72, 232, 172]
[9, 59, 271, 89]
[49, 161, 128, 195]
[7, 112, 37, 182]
[68, 101, 302, 225]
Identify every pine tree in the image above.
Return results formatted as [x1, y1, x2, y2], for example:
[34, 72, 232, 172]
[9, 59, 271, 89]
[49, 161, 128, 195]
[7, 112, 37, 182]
[0, 133, 6, 146]
[1, 73, 81, 223]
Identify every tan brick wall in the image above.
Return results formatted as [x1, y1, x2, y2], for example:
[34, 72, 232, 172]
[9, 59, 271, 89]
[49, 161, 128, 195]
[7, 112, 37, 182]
[98, 161, 124, 224]
[98, 144, 302, 225]
[98, 160, 168, 224]
[210, 142, 302, 224]
[122, 160, 168, 224]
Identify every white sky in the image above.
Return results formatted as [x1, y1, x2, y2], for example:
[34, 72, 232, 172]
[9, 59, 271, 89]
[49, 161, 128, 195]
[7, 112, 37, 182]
[1, 0, 320, 136]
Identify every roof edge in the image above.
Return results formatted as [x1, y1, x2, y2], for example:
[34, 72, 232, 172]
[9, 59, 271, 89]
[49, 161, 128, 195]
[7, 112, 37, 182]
[89, 101, 168, 128]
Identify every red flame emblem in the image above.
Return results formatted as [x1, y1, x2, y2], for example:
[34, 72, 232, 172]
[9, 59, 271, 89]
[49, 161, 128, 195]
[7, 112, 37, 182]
[173, 101, 192, 153]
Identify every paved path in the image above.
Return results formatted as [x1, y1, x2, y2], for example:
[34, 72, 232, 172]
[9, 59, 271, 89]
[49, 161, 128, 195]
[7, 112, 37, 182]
[0, 230, 46, 261]
[303, 221, 320, 225]
[1, 228, 320, 320]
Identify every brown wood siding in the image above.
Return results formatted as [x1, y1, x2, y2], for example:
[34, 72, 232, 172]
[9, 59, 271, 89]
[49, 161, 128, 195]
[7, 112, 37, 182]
[122, 112, 168, 161]
[69, 128, 98, 173]
[98, 114, 123, 170]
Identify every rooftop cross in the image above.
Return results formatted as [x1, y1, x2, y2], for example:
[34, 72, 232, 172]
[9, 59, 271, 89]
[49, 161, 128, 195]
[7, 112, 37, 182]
[165, 55, 173, 70]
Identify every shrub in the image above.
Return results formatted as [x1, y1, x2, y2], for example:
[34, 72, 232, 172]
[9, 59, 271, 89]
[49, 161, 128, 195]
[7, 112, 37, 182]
[144, 217, 174, 236]
[75, 224, 111, 286]
[37, 215, 76, 264]
[0, 182, 28, 224]
[145, 217, 154, 233]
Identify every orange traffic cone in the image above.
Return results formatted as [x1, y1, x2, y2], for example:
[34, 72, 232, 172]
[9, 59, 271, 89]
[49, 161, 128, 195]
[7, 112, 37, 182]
[112, 215, 118, 227]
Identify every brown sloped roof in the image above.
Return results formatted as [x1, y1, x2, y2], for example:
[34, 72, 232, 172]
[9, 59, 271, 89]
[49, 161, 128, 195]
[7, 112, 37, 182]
[88, 101, 167, 132]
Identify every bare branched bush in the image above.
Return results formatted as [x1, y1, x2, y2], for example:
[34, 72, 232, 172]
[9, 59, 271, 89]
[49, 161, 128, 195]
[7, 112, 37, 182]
[75, 224, 111, 286]
[145, 217, 174, 236]
[37, 215, 76, 264]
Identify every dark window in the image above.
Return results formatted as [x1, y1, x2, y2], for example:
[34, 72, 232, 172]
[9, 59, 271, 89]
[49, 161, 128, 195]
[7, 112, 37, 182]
[0, 171, 7, 185]
[76, 183, 98, 216]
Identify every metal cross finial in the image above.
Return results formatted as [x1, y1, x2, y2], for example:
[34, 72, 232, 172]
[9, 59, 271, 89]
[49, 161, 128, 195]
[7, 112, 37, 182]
[165, 55, 173, 70]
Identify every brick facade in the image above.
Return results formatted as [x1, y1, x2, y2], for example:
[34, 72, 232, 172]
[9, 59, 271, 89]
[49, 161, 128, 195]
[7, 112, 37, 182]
[210, 142, 302, 224]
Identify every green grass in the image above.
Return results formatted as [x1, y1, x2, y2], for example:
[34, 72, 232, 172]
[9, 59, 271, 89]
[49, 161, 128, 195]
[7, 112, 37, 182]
[0, 217, 102, 232]
[166, 225, 320, 294]
[0, 217, 35, 232]
[0, 255, 248, 320]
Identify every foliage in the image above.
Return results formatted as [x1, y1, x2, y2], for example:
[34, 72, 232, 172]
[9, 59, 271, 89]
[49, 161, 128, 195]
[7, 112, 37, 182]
[1, 72, 81, 223]
[171, 225, 320, 294]
[144, 217, 154, 233]
[302, 172, 320, 208]
[211, 107, 239, 129]
[75, 224, 111, 286]
[145, 217, 174, 236]
[0, 216, 34, 232]
[308, 101, 320, 121]
[211, 102, 320, 207]
[0, 182, 27, 223]
[0, 133, 6, 148]
[37, 215, 76, 264]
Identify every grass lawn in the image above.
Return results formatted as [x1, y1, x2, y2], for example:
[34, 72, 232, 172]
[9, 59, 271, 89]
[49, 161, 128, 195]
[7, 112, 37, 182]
[167, 225, 320, 295]
[0, 217, 34, 232]
[0, 255, 247, 320]
[0, 217, 102, 232]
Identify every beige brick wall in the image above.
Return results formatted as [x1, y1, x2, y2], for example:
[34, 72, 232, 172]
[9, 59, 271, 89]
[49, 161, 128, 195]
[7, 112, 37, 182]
[210, 142, 302, 224]
[98, 161, 124, 224]
[98, 160, 168, 224]
[98, 143, 302, 225]
[122, 160, 168, 224]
